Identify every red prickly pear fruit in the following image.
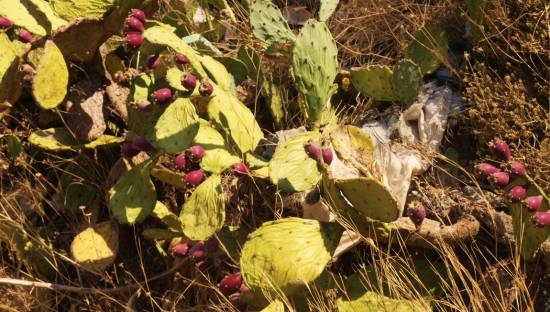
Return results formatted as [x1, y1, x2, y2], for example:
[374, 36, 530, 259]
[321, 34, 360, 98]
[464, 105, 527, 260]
[174, 153, 187, 170]
[126, 32, 144, 49]
[475, 163, 501, 179]
[187, 145, 205, 162]
[171, 243, 189, 257]
[20, 64, 35, 75]
[121, 142, 139, 158]
[532, 211, 550, 228]
[126, 17, 144, 33]
[239, 283, 250, 293]
[182, 73, 197, 90]
[18, 29, 33, 43]
[304, 140, 322, 160]
[232, 162, 249, 174]
[185, 169, 204, 186]
[506, 160, 526, 177]
[175, 53, 189, 65]
[508, 185, 527, 202]
[523, 195, 543, 212]
[136, 99, 152, 112]
[491, 140, 512, 161]
[218, 272, 242, 295]
[0, 16, 13, 29]
[189, 241, 205, 259]
[130, 8, 146, 23]
[321, 147, 333, 165]
[147, 55, 161, 69]
[205, 237, 219, 253]
[199, 79, 214, 96]
[488, 171, 510, 187]
[153, 88, 172, 103]
[408, 204, 426, 227]
[132, 136, 154, 151]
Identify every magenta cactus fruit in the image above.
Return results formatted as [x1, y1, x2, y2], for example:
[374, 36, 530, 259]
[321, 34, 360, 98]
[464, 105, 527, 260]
[130, 8, 146, 22]
[475, 162, 501, 179]
[182, 73, 197, 90]
[0, 16, 13, 29]
[135, 99, 152, 112]
[523, 195, 543, 212]
[232, 162, 249, 174]
[185, 169, 204, 187]
[408, 204, 426, 227]
[153, 88, 172, 103]
[199, 79, 214, 96]
[189, 241, 205, 259]
[147, 55, 161, 69]
[321, 147, 333, 165]
[491, 140, 512, 161]
[239, 283, 250, 293]
[126, 16, 144, 33]
[132, 136, 154, 151]
[121, 142, 139, 158]
[508, 185, 527, 202]
[171, 243, 189, 257]
[174, 153, 187, 170]
[126, 32, 144, 49]
[304, 140, 322, 160]
[187, 145, 205, 162]
[218, 272, 242, 295]
[506, 160, 526, 177]
[488, 171, 510, 187]
[532, 211, 550, 228]
[18, 29, 33, 43]
[175, 53, 189, 65]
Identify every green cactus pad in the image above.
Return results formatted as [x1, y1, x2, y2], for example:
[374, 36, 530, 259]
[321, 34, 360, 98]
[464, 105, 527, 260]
[260, 299, 285, 312]
[6, 135, 22, 161]
[207, 90, 264, 153]
[318, 0, 339, 21]
[323, 175, 399, 223]
[0, 34, 24, 105]
[250, 0, 295, 45]
[127, 73, 165, 139]
[330, 125, 378, 177]
[53, 18, 108, 62]
[238, 45, 263, 82]
[262, 80, 284, 126]
[83, 135, 124, 148]
[509, 177, 550, 259]
[404, 25, 448, 75]
[291, 20, 338, 125]
[268, 131, 322, 192]
[28, 127, 79, 151]
[337, 291, 426, 312]
[218, 57, 249, 85]
[218, 225, 249, 261]
[193, 123, 240, 174]
[53, 160, 97, 212]
[151, 201, 184, 232]
[151, 165, 187, 190]
[70, 221, 119, 272]
[350, 65, 397, 101]
[240, 217, 343, 299]
[50, 0, 116, 21]
[200, 55, 236, 93]
[33, 40, 69, 109]
[165, 67, 188, 92]
[142, 228, 184, 240]
[179, 174, 225, 240]
[391, 59, 423, 107]
[109, 159, 157, 224]
[0, 0, 47, 35]
[29, 0, 68, 31]
[153, 98, 199, 154]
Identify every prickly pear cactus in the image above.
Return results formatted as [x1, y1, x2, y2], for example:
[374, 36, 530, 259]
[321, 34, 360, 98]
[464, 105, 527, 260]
[240, 217, 343, 302]
[29, 0, 68, 31]
[250, 0, 295, 45]
[268, 131, 322, 193]
[151, 201, 184, 233]
[404, 25, 448, 75]
[179, 174, 225, 240]
[50, 0, 116, 21]
[70, 221, 119, 272]
[200, 55, 236, 93]
[0, 34, 24, 105]
[53, 18, 108, 62]
[261, 299, 285, 312]
[53, 161, 97, 212]
[0, 0, 48, 35]
[165, 67, 188, 92]
[318, 0, 340, 22]
[153, 98, 200, 154]
[6, 135, 22, 161]
[28, 128, 123, 151]
[391, 59, 423, 107]
[33, 40, 69, 109]
[109, 159, 157, 224]
[350, 65, 397, 101]
[291, 20, 338, 125]
[337, 291, 427, 312]
[330, 125, 378, 178]
[193, 122, 240, 174]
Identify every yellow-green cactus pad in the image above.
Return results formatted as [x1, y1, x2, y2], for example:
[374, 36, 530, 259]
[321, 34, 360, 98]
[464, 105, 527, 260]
[0, 0, 47, 35]
[109, 159, 157, 224]
[142, 228, 184, 240]
[240, 217, 343, 299]
[392, 59, 423, 107]
[151, 201, 184, 233]
[291, 20, 338, 125]
[151, 165, 187, 190]
[153, 98, 199, 154]
[330, 125, 378, 178]
[50, 0, 116, 21]
[29, 0, 68, 32]
[350, 65, 396, 101]
[404, 25, 448, 75]
[268, 131, 321, 192]
[70, 221, 119, 272]
[250, 0, 295, 45]
[207, 90, 264, 153]
[337, 291, 427, 312]
[127, 73, 165, 139]
[200, 55, 236, 93]
[179, 174, 225, 240]
[165, 67, 188, 92]
[218, 57, 248, 84]
[260, 299, 285, 312]
[84, 135, 124, 148]
[0, 34, 24, 105]
[53, 18, 108, 62]
[193, 123, 240, 174]
[318, 0, 339, 22]
[28, 127, 79, 151]
[33, 40, 68, 109]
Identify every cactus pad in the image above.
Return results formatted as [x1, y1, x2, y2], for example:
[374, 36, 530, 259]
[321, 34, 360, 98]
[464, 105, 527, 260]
[200, 55, 236, 93]
[260, 299, 285, 311]
[268, 131, 322, 192]
[28, 127, 123, 151]
[30, 0, 68, 31]
[350, 65, 397, 101]
[6, 135, 22, 161]
[193, 123, 240, 174]
[151, 201, 184, 233]
[54, 162, 97, 212]
[153, 98, 200, 154]
[70, 221, 118, 272]
[109, 159, 157, 224]
[179, 174, 225, 240]
[250, 0, 295, 45]
[240, 217, 343, 299]
[0, 34, 24, 105]
[318, 0, 339, 22]
[404, 25, 448, 75]
[330, 125, 378, 178]
[33, 40, 69, 109]
[53, 18, 107, 62]
[391, 59, 423, 107]
[337, 291, 426, 312]
[0, 0, 47, 35]
[165, 67, 188, 92]
[50, 0, 116, 21]
[291, 20, 338, 125]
